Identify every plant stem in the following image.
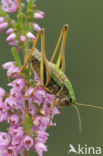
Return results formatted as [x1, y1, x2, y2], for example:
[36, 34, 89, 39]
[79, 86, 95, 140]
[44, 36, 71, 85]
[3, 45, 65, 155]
[25, 150, 29, 156]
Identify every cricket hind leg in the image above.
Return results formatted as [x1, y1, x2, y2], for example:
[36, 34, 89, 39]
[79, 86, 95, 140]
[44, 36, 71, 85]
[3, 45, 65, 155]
[50, 24, 69, 72]
[40, 29, 51, 86]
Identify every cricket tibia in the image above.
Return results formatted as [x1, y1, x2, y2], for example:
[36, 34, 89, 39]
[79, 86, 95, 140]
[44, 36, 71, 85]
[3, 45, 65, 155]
[75, 103, 103, 110]
[72, 105, 82, 133]
[40, 29, 50, 86]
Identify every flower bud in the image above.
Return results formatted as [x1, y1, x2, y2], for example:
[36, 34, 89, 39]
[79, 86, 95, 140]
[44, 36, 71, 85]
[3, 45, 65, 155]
[20, 35, 26, 42]
[6, 28, 14, 34]
[26, 32, 36, 40]
[33, 23, 41, 32]
[0, 22, 8, 31]
[6, 33, 16, 42]
[34, 11, 45, 19]
[0, 17, 4, 23]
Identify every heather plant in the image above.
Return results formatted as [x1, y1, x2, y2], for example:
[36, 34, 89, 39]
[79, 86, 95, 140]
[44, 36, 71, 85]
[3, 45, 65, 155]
[0, 0, 60, 155]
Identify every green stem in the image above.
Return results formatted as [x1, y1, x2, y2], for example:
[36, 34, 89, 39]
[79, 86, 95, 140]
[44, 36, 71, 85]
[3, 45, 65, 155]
[25, 150, 29, 156]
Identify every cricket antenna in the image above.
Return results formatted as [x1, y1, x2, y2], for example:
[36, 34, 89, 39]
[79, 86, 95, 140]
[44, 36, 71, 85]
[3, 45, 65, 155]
[72, 104, 82, 133]
[75, 103, 103, 110]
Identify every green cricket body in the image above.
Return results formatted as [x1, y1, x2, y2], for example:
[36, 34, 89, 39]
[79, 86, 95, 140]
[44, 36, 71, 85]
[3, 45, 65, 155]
[50, 63, 76, 103]
[31, 48, 76, 106]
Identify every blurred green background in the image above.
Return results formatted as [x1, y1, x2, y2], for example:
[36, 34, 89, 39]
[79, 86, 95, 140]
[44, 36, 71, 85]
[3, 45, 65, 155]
[0, 0, 103, 155]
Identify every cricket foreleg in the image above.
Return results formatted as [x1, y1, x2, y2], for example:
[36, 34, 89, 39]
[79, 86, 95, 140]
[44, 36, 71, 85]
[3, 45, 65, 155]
[48, 87, 64, 128]
[48, 97, 57, 128]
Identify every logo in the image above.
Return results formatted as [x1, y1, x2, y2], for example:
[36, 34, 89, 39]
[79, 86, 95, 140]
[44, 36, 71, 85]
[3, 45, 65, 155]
[68, 144, 102, 155]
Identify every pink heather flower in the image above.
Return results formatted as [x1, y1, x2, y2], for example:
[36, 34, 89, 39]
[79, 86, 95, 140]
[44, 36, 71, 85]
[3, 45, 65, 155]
[0, 87, 6, 98]
[8, 78, 25, 91]
[35, 142, 47, 156]
[5, 96, 16, 110]
[23, 136, 33, 151]
[52, 107, 60, 115]
[26, 32, 36, 40]
[8, 41, 18, 46]
[32, 116, 49, 131]
[0, 17, 4, 23]
[9, 127, 24, 139]
[25, 87, 34, 97]
[8, 115, 19, 127]
[33, 23, 41, 32]
[32, 87, 46, 106]
[9, 88, 22, 98]
[28, 104, 36, 116]
[3, 146, 16, 156]
[6, 33, 16, 42]
[6, 28, 14, 34]
[0, 132, 11, 147]
[2, 62, 20, 77]
[1, 0, 18, 13]
[0, 147, 5, 155]
[20, 35, 26, 42]
[2, 61, 15, 69]
[16, 46, 21, 52]
[0, 22, 8, 31]
[34, 11, 45, 19]
[7, 66, 20, 77]
[0, 102, 8, 122]
[36, 131, 49, 143]
[12, 138, 23, 152]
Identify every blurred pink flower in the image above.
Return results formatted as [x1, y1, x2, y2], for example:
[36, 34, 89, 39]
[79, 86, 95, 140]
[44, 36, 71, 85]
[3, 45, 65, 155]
[0, 22, 8, 31]
[0, 17, 4, 23]
[6, 28, 14, 34]
[23, 136, 34, 151]
[27, 32, 36, 40]
[1, 0, 18, 13]
[20, 35, 26, 42]
[34, 11, 45, 19]
[35, 142, 47, 156]
[0, 132, 11, 147]
[6, 33, 16, 42]
[33, 23, 41, 32]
